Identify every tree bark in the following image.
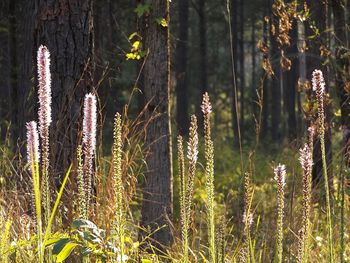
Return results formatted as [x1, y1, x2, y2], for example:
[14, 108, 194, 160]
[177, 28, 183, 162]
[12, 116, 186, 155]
[305, 0, 332, 188]
[33, 0, 94, 185]
[140, 0, 173, 249]
[270, 10, 281, 142]
[8, 0, 19, 143]
[239, 0, 245, 138]
[261, 2, 270, 139]
[176, 0, 190, 135]
[230, 0, 239, 144]
[284, 23, 298, 141]
[197, 0, 208, 122]
[332, 0, 350, 166]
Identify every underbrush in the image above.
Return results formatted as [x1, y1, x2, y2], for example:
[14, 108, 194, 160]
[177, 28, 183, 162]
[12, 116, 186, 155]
[0, 46, 349, 263]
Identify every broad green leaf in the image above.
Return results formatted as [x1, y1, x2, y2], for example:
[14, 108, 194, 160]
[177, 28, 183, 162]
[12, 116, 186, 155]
[44, 237, 62, 247]
[56, 242, 78, 262]
[52, 238, 71, 254]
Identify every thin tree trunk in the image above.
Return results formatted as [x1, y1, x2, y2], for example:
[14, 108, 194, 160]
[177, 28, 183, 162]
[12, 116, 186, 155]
[270, 10, 281, 142]
[0, 0, 9, 141]
[261, 1, 269, 139]
[239, 0, 245, 138]
[176, 0, 190, 135]
[251, 16, 256, 93]
[8, 0, 18, 143]
[140, 0, 173, 249]
[284, 23, 297, 141]
[197, 0, 208, 121]
[33, 0, 94, 185]
[332, 0, 350, 166]
[305, 0, 332, 188]
[297, 17, 305, 134]
[230, 0, 239, 144]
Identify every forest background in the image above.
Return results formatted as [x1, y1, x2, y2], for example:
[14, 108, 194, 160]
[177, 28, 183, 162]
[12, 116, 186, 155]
[0, 0, 349, 262]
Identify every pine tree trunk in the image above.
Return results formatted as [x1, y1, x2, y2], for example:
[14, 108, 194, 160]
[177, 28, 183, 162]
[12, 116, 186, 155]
[239, 0, 245, 138]
[140, 0, 173, 249]
[332, 0, 350, 166]
[230, 0, 239, 144]
[261, 1, 269, 139]
[176, 0, 190, 135]
[284, 23, 297, 141]
[33, 0, 94, 185]
[197, 0, 208, 121]
[305, 0, 332, 188]
[270, 10, 281, 142]
[8, 0, 19, 143]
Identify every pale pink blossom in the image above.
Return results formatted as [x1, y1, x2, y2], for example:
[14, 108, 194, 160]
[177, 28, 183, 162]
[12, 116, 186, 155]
[26, 121, 40, 171]
[82, 93, 97, 153]
[37, 45, 52, 137]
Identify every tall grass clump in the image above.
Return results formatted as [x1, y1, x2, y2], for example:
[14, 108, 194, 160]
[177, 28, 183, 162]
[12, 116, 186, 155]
[112, 112, 126, 261]
[26, 121, 43, 262]
[82, 93, 97, 218]
[312, 69, 334, 262]
[37, 45, 52, 227]
[274, 164, 286, 263]
[202, 92, 216, 263]
[178, 115, 198, 263]
[297, 127, 314, 263]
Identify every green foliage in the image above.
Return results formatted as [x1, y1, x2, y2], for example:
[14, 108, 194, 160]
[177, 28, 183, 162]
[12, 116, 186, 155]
[126, 33, 146, 60]
[155, 18, 168, 27]
[134, 3, 150, 17]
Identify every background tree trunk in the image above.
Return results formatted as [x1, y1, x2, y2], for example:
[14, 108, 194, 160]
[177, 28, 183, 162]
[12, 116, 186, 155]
[239, 0, 245, 138]
[261, 1, 270, 139]
[270, 9, 281, 142]
[176, 0, 190, 135]
[305, 0, 332, 189]
[284, 23, 298, 141]
[33, 0, 94, 186]
[332, 0, 350, 166]
[230, 0, 239, 144]
[140, 0, 173, 249]
[197, 0, 208, 122]
[8, 0, 19, 144]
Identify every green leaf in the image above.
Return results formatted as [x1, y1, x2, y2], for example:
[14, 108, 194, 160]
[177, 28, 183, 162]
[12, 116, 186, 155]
[72, 219, 98, 230]
[141, 259, 152, 263]
[81, 246, 93, 256]
[156, 18, 168, 27]
[44, 237, 62, 247]
[128, 32, 141, 41]
[55, 242, 79, 262]
[134, 4, 150, 17]
[132, 41, 141, 51]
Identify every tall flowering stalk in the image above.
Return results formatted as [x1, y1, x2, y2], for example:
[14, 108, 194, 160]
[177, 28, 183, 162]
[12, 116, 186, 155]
[274, 164, 286, 263]
[112, 112, 125, 261]
[76, 145, 86, 219]
[240, 172, 253, 263]
[37, 45, 52, 227]
[202, 92, 216, 263]
[26, 121, 43, 263]
[178, 115, 198, 263]
[82, 93, 97, 217]
[297, 140, 313, 263]
[312, 69, 334, 262]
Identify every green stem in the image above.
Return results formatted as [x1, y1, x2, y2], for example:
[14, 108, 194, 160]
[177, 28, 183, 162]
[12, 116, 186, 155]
[319, 132, 333, 263]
